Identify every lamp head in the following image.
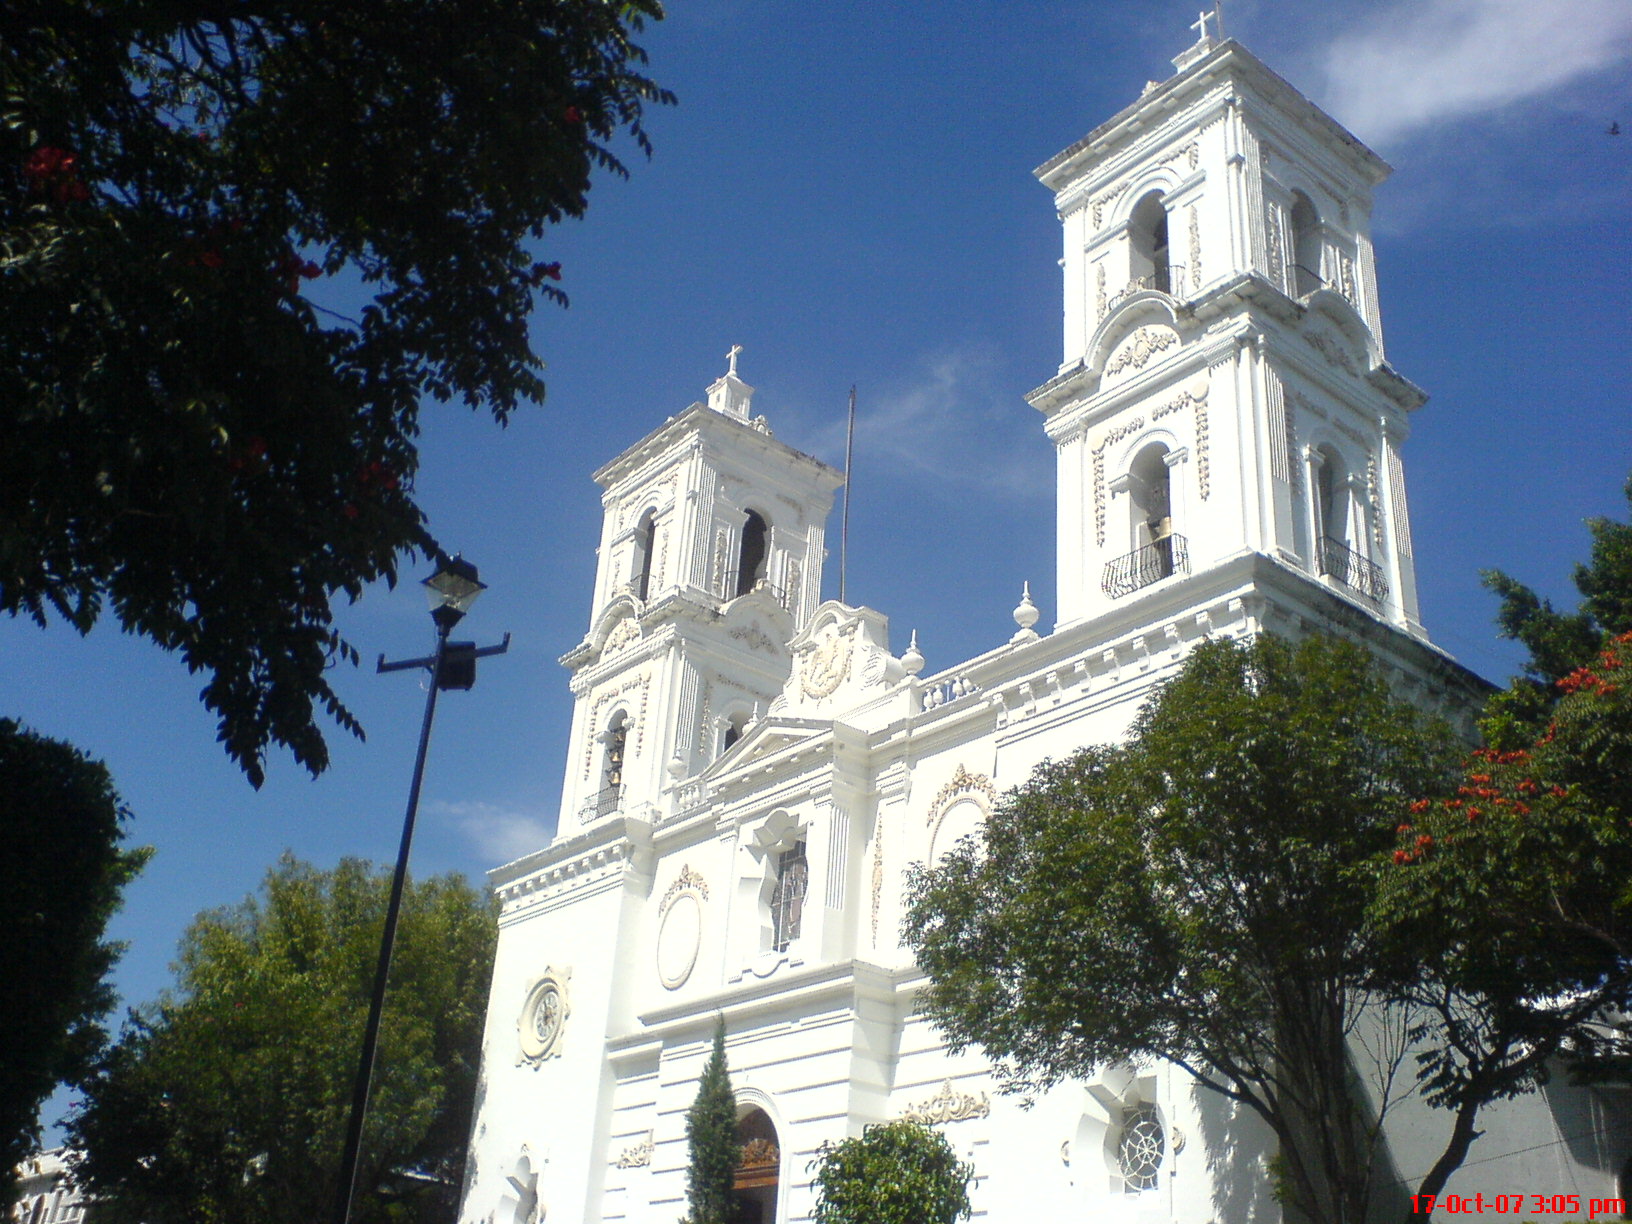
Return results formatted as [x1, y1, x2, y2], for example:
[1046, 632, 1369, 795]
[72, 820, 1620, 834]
[423, 555, 485, 628]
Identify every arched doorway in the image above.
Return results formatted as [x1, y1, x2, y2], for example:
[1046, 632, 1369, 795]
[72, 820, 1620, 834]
[734, 1107, 780, 1224]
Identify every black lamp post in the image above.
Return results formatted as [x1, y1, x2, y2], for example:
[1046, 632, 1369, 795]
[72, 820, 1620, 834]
[333, 555, 510, 1224]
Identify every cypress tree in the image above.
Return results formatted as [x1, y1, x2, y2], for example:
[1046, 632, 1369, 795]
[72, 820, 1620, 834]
[683, 1018, 739, 1224]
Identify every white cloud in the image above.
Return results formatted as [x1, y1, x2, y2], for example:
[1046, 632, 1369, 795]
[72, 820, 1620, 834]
[430, 799, 555, 864]
[1318, 0, 1632, 146]
[796, 346, 1049, 501]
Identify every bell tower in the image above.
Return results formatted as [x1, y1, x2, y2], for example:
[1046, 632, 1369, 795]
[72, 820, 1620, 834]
[555, 350, 844, 833]
[1028, 25, 1427, 639]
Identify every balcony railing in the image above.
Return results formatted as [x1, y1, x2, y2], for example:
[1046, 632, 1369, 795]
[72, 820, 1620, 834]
[1107, 264, 1188, 312]
[1293, 262, 1325, 296]
[1102, 534, 1189, 599]
[1318, 536, 1389, 603]
[579, 783, 624, 825]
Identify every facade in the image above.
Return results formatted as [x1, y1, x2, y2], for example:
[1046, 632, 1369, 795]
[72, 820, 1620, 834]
[459, 28, 1631, 1224]
[11, 1150, 91, 1224]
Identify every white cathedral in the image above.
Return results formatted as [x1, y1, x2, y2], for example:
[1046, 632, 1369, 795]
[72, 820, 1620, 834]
[458, 27, 1630, 1224]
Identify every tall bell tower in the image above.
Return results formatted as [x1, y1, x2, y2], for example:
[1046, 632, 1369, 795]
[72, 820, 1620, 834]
[1028, 23, 1427, 639]
[555, 350, 844, 833]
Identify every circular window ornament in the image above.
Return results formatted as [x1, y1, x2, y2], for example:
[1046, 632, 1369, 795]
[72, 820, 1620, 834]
[1118, 1103, 1164, 1192]
[517, 969, 570, 1066]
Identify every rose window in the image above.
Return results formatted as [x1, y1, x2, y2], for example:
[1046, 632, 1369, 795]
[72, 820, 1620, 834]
[1118, 1103, 1164, 1192]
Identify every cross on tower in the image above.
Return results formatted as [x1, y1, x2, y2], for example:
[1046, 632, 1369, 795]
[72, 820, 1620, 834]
[1190, 2, 1224, 44]
[727, 343, 743, 377]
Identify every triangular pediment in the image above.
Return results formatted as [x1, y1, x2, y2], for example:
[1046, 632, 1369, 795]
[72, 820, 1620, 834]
[701, 716, 831, 782]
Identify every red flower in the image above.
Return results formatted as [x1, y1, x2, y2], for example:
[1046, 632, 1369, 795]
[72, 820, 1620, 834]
[24, 146, 73, 182]
[1409, 798, 1431, 815]
[1393, 849, 1411, 865]
[527, 260, 563, 286]
[564, 106, 582, 124]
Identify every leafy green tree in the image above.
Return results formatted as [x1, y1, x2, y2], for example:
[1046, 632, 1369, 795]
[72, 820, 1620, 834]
[1, 0, 672, 785]
[1481, 473, 1632, 744]
[905, 634, 1463, 1224]
[66, 855, 496, 1224]
[1, 721, 147, 1209]
[809, 1121, 972, 1224]
[683, 1019, 739, 1224]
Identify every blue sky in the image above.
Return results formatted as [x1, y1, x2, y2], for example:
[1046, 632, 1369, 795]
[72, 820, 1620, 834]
[9, 0, 1630, 1136]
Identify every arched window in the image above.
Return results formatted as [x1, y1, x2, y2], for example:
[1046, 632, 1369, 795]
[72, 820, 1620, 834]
[720, 710, 750, 757]
[769, 841, 807, 953]
[1291, 191, 1322, 295]
[1314, 446, 1345, 546]
[1129, 192, 1172, 295]
[590, 712, 627, 820]
[1117, 1103, 1165, 1193]
[1130, 443, 1175, 578]
[736, 510, 769, 597]
[734, 1108, 781, 1224]
[634, 510, 657, 602]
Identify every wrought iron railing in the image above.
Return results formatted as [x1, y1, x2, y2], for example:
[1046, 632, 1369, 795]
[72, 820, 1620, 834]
[1318, 536, 1389, 603]
[1102, 534, 1189, 598]
[1293, 262, 1325, 296]
[579, 783, 624, 824]
[1107, 265, 1187, 312]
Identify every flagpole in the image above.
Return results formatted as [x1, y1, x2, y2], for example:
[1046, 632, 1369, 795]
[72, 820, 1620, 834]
[840, 385, 856, 604]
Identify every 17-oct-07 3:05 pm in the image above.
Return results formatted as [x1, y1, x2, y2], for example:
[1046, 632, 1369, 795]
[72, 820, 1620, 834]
[1411, 1194, 1628, 1217]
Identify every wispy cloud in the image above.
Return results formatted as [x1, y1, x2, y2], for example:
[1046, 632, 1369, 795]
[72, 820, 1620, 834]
[429, 799, 555, 864]
[796, 346, 1049, 501]
[1318, 0, 1632, 147]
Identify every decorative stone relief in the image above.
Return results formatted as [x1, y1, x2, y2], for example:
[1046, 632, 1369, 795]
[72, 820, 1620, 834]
[601, 617, 641, 658]
[1304, 329, 1357, 376]
[711, 526, 732, 597]
[799, 621, 858, 699]
[1091, 416, 1147, 547]
[1339, 252, 1356, 303]
[1186, 140, 1200, 170]
[1367, 452, 1384, 546]
[517, 968, 571, 1066]
[660, 864, 710, 911]
[1265, 208, 1285, 290]
[730, 623, 778, 654]
[784, 556, 803, 614]
[582, 674, 650, 780]
[1104, 327, 1178, 377]
[1188, 206, 1202, 290]
[929, 764, 998, 820]
[1091, 181, 1131, 229]
[870, 816, 884, 948]
[1094, 263, 1107, 323]
[615, 1132, 654, 1169]
[900, 1079, 991, 1125]
[740, 1139, 779, 1171]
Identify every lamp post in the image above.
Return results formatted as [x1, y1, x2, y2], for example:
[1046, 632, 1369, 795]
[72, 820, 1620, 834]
[333, 555, 510, 1224]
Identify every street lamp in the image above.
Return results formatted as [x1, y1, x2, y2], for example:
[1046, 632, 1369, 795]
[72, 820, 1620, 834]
[334, 555, 510, 1224]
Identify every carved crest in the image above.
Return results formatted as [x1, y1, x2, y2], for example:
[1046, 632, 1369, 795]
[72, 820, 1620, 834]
[900, 1079, 991, 1125]
[1104, 327, 1178, 377]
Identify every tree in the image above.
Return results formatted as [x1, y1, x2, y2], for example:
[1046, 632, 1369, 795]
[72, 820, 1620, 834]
[808, 1121, 972, 1224]
[1, 1, 673, 785]
[1480, 473, 1632, 744]
[683, 1018, 739, 1224]
[0, 720, 147, 1209]
[904, 634, 1462, 1224]
[66, 855, 496, 1224]
[1376, 488, 1632, 1174]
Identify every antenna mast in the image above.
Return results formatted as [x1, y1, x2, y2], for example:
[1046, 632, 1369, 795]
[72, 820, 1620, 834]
[840, 385, 856, 604]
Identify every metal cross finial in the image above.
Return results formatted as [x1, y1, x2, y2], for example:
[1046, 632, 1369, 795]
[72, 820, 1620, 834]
[727, 344, 743, 377]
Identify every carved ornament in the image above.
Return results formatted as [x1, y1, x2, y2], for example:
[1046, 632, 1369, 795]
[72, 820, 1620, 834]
[1090, 416, 1146, 547]
[601, 617, 641, 658]
[615, 1132, 654, 1168]
[660, 865, 710, 913]
[1304, 330, 1357, 376]
[800, 622, 857, 699]
[739, 1139, 780, 1170]
[1266, 207, 1285, 290]
[870, 815, 885, 948]
[929, 764, 997, 823]
[730, 623, 779, 654]
[1104, 327, 1178, 377]
[900, 1079, 991, 1125]
[1188, 206, 1202, 290]
[1094, 263, 1107, 323]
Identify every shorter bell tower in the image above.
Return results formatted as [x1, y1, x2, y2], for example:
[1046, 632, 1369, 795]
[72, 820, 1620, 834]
[555, 350, 844, 833]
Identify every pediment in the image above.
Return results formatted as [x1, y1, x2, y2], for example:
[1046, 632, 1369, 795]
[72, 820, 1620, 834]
[720, 595, 791, 657]
[702, 716, 830, 781]
[780, 602, 901, 715]
[590, 597, 644, 661]
[1090, 301, 1185, 384]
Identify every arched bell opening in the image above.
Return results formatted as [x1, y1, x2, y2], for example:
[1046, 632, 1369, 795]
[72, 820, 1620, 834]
[633, 509, 657, 602]
[1129, 442, 1176, 579]
[1129, 192, 1172, 295]
[734, 1107, 780, 1224]
[736, 510, 769, 597]
[1290, 191, 1323, 295]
